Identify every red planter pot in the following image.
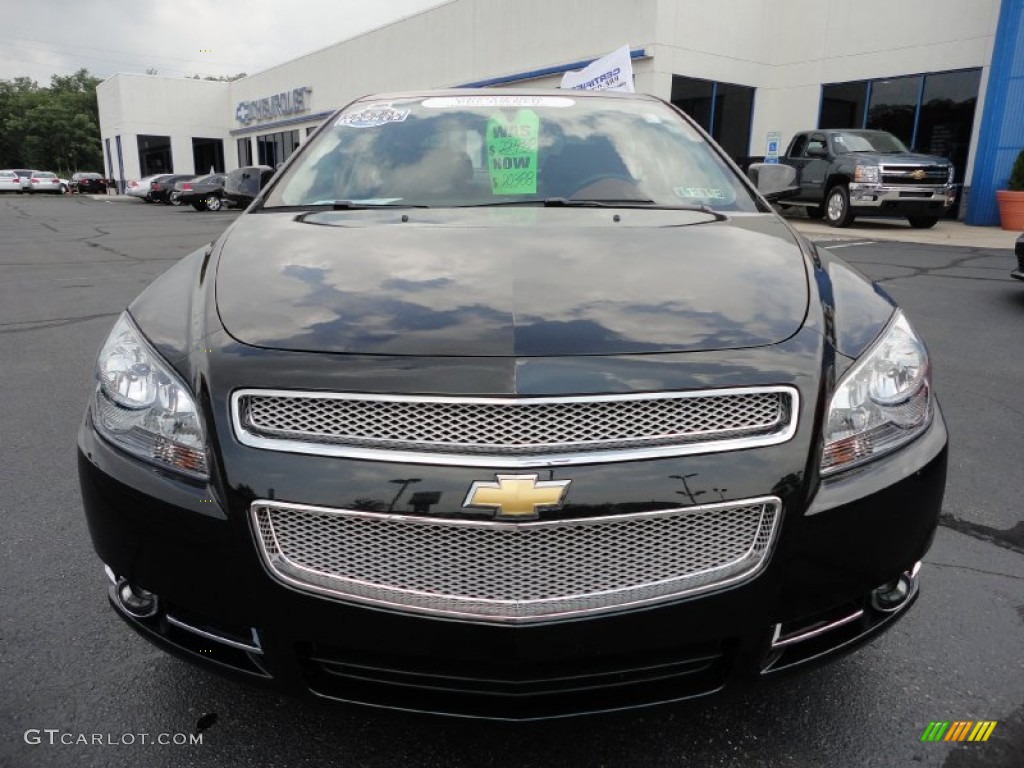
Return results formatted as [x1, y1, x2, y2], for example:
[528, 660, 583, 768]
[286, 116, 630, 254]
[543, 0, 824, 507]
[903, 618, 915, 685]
[996, 190, 1024, 231]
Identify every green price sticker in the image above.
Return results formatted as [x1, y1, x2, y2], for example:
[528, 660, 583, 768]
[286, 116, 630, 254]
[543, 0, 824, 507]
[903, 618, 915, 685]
[486, 110, 539, 195]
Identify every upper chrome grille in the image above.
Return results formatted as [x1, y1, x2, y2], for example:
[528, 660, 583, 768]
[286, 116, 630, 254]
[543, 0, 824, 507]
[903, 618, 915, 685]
[252, 497, 782, 622]
[232, 387, 798, 467]
[879, 165, 948, 186]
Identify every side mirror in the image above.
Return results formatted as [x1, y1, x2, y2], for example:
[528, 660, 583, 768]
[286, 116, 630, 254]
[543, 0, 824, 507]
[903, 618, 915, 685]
[806, 144, 828, 158]
[747, 163, 800, 202]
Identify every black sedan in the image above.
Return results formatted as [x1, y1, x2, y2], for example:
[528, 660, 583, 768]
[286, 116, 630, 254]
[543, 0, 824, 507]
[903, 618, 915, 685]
[78, 89, 947, 720]
[174, 173, 228, 211]
[71, 172, 108, 194]
[148, 174, 196, 204]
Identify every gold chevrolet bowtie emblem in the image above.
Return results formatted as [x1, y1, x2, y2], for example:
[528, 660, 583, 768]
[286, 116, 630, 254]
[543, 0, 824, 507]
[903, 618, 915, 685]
[463, 474, 571, 520]
[911, 169, 927, 180]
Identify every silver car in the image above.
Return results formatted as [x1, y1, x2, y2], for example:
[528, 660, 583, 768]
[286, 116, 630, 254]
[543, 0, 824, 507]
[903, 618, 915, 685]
[126, 174, 171, 202]
[0, 170, 23, 193]
[27, 171, 63, 194]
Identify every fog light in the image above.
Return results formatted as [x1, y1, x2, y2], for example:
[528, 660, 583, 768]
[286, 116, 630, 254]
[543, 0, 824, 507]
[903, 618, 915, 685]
[870, 563, 919, 613]
[115, 578, 159, 618]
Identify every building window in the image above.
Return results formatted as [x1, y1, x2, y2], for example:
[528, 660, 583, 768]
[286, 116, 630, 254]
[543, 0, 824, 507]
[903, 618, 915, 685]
[671, 76, 754, 160]
[820, 81, 868, 129]
[137, 135, 172, 176]
[192, 137, 225, 174]
[819, 69, 980, 187]
[257, 129, 300, 167]
[866, 75, 922, 147]
[237, 137, 253, 167]
[916, 69, 981, 188]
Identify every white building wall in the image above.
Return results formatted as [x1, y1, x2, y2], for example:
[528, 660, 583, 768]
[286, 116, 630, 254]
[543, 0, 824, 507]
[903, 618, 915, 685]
[228, 0, 658, 128]
[756, 0, 1001, 165]
[98, 75, 233, 179]
[97, 0, 1001, 180]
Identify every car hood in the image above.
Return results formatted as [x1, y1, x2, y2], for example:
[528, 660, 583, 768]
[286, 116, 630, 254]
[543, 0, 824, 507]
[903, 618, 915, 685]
[215, 208, 809, 357]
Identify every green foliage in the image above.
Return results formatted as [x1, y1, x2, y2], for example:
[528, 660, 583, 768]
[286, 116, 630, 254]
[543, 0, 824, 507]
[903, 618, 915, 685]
[189, 72, 247, 81]
[0, 68, 103, 175]
[1009, 149, 1024, 192]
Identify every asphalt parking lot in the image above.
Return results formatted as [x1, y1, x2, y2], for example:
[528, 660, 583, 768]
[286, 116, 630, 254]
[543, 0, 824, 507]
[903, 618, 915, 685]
[1, 194, 1022, 768]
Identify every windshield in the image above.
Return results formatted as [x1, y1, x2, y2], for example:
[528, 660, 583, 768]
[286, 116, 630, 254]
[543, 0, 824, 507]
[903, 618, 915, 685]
[831, 131, 909, 154]
[263, 94, 758, 211]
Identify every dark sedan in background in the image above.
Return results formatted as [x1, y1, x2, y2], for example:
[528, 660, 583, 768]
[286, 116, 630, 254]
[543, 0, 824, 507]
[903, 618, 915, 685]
[148, 174, 196, 204]
[78, 89, 947, 720]
[71, 172, 108, 194]
[174, 173, 228, 211]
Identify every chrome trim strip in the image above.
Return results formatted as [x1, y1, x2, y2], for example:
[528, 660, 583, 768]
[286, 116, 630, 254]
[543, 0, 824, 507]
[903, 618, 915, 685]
[250, 496, 783, 624]
[230, 386, 800, 468]
[165, 614, 263, 654]
[771, 608, 864, 648]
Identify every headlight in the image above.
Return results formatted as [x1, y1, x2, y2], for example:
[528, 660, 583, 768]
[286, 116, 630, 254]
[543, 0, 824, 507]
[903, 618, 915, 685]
[92, 314, 208, 479]
[821, 311, 932, 475]
[853, 165, 880, 184]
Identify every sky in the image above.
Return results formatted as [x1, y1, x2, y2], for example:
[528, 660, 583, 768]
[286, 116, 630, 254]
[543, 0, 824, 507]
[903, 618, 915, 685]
[0, 0, 451, 84]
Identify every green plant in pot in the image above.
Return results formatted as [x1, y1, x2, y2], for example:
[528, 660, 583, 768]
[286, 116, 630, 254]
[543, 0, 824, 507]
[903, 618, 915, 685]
[996, 149, 1024, 230]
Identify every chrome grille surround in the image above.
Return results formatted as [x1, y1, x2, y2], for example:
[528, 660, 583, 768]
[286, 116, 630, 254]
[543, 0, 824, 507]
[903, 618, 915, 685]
[251, 497, 782, 623]
[232, 387, 798, 467]
[879, 164, 949, 186]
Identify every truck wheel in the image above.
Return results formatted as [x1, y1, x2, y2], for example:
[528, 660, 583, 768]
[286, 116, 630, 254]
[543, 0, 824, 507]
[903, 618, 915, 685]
[907, 216, 939, 229]
[806, 205, 824, 219]
[824, 184, 855, 228]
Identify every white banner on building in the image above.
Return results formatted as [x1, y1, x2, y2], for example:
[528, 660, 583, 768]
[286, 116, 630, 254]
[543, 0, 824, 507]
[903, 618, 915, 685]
[560, 45, 635, 93]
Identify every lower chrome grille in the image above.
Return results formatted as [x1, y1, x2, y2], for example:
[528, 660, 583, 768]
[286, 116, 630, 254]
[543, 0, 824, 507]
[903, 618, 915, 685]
[252, 497, 782, 622]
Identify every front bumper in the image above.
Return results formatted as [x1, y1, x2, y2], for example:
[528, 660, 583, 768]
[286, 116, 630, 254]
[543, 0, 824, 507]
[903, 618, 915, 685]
[78, 406, 947, 719]
[848, 182, 955, 215]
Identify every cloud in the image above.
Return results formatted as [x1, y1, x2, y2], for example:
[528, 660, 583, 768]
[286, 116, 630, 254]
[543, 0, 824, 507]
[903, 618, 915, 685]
[0, 0, 448, 83]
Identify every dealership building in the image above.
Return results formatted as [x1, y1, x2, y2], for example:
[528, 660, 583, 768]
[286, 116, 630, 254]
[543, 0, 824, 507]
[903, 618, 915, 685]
[97, 0, 1024, 225]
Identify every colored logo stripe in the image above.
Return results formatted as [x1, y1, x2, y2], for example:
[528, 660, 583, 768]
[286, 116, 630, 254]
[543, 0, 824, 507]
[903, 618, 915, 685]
[944, 721, 972, 741]
[968, 721, 998, 742]
[920, 721, 997, 742]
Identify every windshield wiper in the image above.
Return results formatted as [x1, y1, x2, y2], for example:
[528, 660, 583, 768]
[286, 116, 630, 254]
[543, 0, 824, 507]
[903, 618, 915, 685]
[463, 197, 726, 218]
[259, 200, 429, 212]
[327, 200, 429, 210]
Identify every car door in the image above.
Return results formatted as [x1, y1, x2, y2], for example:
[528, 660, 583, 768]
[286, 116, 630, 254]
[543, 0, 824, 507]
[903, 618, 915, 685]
[800, 133, 830, 201]
[783, 134, 810, 200]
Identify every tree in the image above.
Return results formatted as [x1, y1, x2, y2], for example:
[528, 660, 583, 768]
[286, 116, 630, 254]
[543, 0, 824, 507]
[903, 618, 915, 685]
[0, 68, 103, 173]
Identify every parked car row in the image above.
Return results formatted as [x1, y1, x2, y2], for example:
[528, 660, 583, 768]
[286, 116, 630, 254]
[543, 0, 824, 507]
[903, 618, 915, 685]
[122, 166, 274, 212]
[3, 165, 274, 211]
[0, 169, 110, 194]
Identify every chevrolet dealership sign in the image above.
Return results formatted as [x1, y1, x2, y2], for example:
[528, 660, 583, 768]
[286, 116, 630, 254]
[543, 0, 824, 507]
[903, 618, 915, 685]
[236, 87, 312, 125]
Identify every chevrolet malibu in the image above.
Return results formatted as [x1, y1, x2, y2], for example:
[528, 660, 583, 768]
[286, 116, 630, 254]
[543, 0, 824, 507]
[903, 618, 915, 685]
[78, 89, 947, 720]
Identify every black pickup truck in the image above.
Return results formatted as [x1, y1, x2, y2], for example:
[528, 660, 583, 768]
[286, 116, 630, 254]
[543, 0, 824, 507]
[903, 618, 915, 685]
[779, 129, 955, 228]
